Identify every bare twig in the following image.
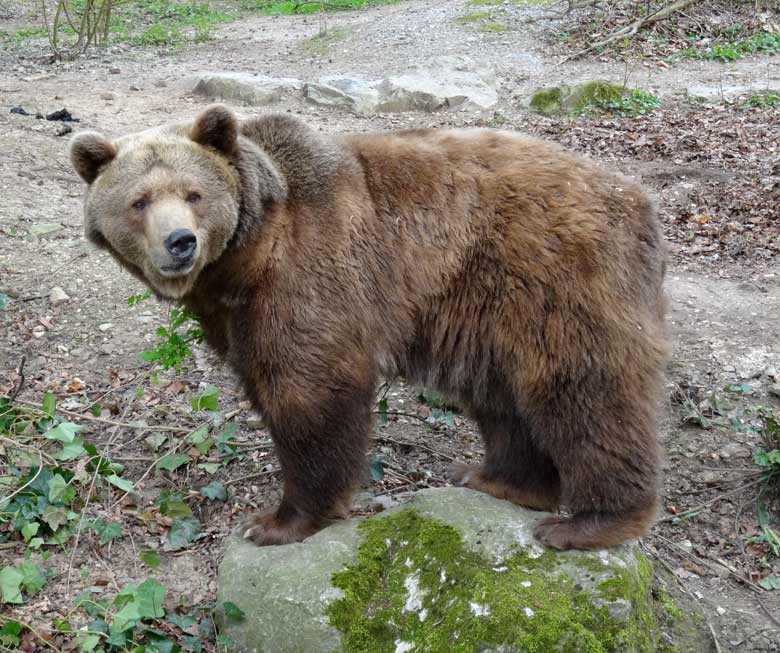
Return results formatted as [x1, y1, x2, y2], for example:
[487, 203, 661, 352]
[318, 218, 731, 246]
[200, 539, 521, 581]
[656, 477, 766, 523]
[223, 467, 280, 487]
[647, 545, 723, 653]
[374, 434, 455, 462]
[15, 399, 192, 432]
[9, 355, 26, 401]
[560, 0, 700, 62]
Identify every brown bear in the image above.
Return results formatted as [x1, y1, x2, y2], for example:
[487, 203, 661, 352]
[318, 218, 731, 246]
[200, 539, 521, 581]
[70, 105, 669, 551]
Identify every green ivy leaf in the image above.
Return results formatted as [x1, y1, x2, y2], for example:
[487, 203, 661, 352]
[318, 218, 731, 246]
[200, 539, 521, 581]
[132, 578, 167, 619]
[376, 398, 389, 424]
[0, 620, 23, 646]
[223, 601, 245, 622]
[41, 505, 70, 531]
[157, 453, 192, 472]
[759, 576, 780, 590]
[197, 462, 221, 474]
[140, 550, 161, 569]
[78, 633, 101, 652]
[191, 386, 219, 412]
[86, 519, 123, 545]
[167, 517, 202, 550]
[145, 433, 168, 452]
[43, 421, 83, 443]
[105, 474, 135, 494]
[159, 500, 192, 519]
[21, 521, 39, 543]
[42, 391, 56, 417]
[369, 456, 385, 482]
[48, 474, 76, 504]
[0, 567, 24, 604]
[53, 437, 88, 461]
[19, 561, 46, 594]
[166, 613, 198, 629]
[200, 480, 227, 501]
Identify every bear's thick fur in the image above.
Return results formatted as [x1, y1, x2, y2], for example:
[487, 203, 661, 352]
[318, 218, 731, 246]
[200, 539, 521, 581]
[70, 105, 669, 550]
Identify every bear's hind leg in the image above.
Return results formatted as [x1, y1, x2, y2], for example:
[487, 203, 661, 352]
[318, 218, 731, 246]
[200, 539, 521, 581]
[451, 411, 561, 513]
[529, 379, 661, 551]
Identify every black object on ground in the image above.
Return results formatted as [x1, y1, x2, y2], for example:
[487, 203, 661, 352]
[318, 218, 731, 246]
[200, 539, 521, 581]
[10, 106, 79, 122]
[45, 108, 79, 122]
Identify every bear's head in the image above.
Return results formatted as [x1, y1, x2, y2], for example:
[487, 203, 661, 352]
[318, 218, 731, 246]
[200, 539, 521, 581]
[70, 105, 258, 299]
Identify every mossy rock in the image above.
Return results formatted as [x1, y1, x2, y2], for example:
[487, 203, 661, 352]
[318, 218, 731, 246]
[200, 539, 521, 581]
[217, 488, 713, 652]
[529, 80, 626, 116]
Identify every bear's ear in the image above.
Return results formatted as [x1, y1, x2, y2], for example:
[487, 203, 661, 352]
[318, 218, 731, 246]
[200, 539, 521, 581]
[191, 104, 238, 156]
[70, 132, 117, 184]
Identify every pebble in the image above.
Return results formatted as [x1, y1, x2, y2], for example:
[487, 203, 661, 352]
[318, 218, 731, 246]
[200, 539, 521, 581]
[719, 443, 750, 459]
[98, 323, 114, 332]
[109, 67, 120, 74]
[129, 84, 141, 91]
[701, 470, 720, 486]
[769, 384, 780, 398]
[50, 286, 70, 305]
[100, 91, 116, 100]
[153, 80, 167, 87]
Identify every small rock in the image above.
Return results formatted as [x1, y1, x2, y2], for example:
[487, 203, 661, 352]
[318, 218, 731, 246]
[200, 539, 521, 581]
[153, 80, 168, 88]
[100, 92, 116, 100]
[371, 494, 398, 511]
[768, 384, 780, 398]
[32, 325, 46, 338]
[190, 72, 302, 106]
[718, 443, 750, 459]
[716, 606, 726, 616]
[129, 84, 141, 91]
[109, 67, 120, 74]
[701, 471, 720, 486]
[49, 286, 70, 305]
[678, 539, 693, 554]
[246, 412, 264, 429]
[98, 323, 114, 332]
[30, 223, 63, 238]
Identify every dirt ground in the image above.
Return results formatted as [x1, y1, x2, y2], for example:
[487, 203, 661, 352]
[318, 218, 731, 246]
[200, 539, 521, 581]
[1, 0, 779, 650]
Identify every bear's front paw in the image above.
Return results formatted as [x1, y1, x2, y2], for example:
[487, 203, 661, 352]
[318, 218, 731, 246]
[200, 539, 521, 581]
[240, 510, 320, 546]
[533, 515, 577, 550]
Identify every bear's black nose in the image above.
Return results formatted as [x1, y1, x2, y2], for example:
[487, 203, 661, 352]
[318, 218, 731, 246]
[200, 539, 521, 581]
[164, 229, 197, 260]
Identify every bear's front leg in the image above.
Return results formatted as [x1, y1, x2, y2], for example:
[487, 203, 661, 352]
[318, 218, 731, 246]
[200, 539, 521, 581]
[241, 378, 375, 546]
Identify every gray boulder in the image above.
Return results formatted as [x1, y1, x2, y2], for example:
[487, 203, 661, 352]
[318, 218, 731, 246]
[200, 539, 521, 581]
[190, 73, 303, 106]
[686, 81, 780, 103]
[303, 56, 498, 114]
[217, 488, 712, 653]
[303, 75, 382, 114]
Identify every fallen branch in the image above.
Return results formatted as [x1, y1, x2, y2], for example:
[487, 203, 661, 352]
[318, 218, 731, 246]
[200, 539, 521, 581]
[560, 0, 700, 62]
[656, 476, 765, 523]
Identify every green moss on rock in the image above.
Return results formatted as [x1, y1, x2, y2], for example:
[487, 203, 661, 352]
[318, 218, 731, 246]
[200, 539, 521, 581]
[217, 488, 712, 653]
[327, 508, 658, 653]
[529, 80, 659, 117]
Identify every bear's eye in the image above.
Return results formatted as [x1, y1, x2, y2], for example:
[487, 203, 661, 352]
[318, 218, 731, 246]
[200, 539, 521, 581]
[132, 198, 148, 211]
[186, 192, 202, 204]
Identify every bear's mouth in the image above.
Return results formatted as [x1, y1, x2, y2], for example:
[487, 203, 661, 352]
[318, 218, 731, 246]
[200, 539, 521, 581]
[158, 260, 195, 277]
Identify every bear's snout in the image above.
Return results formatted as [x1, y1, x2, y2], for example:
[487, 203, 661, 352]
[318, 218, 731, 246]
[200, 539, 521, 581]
[163, 228, 198, 265]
